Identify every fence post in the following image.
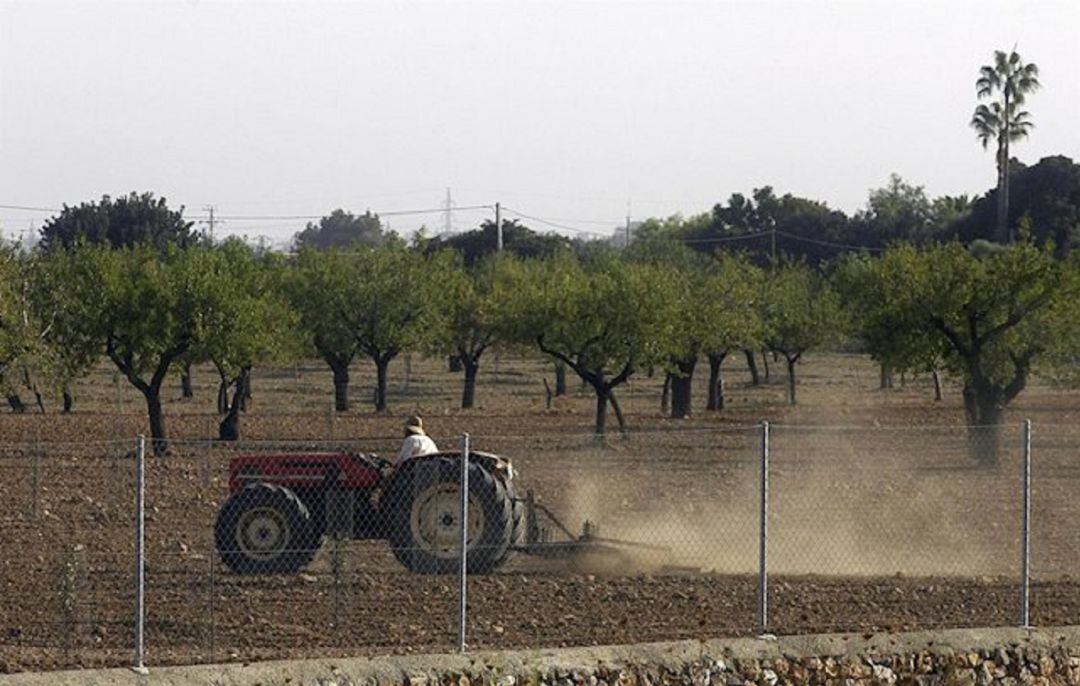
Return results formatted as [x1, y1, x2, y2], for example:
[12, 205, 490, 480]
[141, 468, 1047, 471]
[758, 421, 770, 635]
[133, 434, 148, 674]
[458, 433, 470, 653]
[1020, 419, 1032, 628]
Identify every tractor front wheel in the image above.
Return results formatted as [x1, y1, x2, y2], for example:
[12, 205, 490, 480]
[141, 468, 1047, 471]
[215, 483, 320, 574]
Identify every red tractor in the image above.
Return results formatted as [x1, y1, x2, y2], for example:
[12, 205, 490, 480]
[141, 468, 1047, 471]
[215, 450, 524, 575]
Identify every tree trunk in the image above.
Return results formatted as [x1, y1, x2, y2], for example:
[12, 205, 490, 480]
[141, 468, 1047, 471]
[610, 390, 627, 437]
[786, 355, 798, 405]
[593, 389, 608, 438]
[670, 357, 695, 419]
[706, 352, 727, 411]
[932, 369, 943, 402]
[743, 349, 761, 386]
[144, 386, 167, 456]
[462, 356, 479, 409]
[996, 128, 1010, 243]
[331, 364, 350, 412]
[660, 373, 671, 414]
[879, 362, 894, 390]
[218, 369, 249, 441]
[317, 345, 353, 413]
[554, 362, 567, 396]
[374, 355, 392, 412]
[240, 374, 251, 411]
[180, 363, 194, 399]
[963, 380, 1004, 465]
[448, 355, 463, 373]
[6, 394, 26, 413]
[216, 378, 228, 415]
[761, 350, 771, 382]
[62, 387, 74, 414]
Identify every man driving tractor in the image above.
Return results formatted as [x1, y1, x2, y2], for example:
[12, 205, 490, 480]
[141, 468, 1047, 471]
[396, 414, 438, 464]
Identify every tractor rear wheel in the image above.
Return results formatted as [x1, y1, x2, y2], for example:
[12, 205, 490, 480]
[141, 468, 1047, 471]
[385, 456, 520, 574]
[215, 483, 320, 574]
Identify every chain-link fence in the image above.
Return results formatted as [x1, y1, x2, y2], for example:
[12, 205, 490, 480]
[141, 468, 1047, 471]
[2, 421, 1077, 673]
[0, 439, 135, 671]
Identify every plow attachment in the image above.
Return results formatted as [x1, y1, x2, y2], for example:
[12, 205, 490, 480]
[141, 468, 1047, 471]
[512, 490, 670, 560]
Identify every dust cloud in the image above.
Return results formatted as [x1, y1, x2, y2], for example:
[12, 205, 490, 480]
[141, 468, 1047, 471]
[532, 426, 1019, 578]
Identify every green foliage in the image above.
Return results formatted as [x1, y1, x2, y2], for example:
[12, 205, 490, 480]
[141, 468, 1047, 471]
[845, 242, 1079, 432]
[834, 252, 947, 376]
[857, 174, 937, 243]
[762, 262, 844, 403]
[952, 156, 1080, 252]
[424, 218, 572, 266]
[0, 244, 37, 395]
[197, 239, 299, 374]
[39, 192, 197, 252]
[50, 244, 240, 447]
[626, 236, 763, 361]
[290, 244, 449, 411]
[293, 209, 395, 250]
[762, 262, 844, 359]
[501, 252, 676, 433]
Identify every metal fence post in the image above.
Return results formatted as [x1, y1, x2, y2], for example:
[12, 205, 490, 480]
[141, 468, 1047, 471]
[1020, 419, 1032, 628]
[458, 433, 470, 653]
[133, 434, 148, 673]
[758, 421, 769, 635]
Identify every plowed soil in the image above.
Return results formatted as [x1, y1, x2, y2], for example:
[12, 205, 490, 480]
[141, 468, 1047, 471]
[2, 353, 1079, 672]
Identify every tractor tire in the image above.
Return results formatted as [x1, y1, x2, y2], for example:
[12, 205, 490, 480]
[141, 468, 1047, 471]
[215, 483, 320, 574]
[385, 456, 520, 574]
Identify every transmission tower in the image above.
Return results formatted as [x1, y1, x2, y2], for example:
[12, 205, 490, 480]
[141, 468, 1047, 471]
[442, 187, 455, 234]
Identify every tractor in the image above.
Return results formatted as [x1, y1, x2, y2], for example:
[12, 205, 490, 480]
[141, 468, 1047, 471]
[214, 448, 664, 575]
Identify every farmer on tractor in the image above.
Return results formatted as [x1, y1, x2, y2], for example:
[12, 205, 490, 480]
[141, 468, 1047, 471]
[396, 414, 438, 464]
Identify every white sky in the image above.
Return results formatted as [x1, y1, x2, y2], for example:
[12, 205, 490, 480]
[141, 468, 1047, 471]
[1, 0, 1077, 245]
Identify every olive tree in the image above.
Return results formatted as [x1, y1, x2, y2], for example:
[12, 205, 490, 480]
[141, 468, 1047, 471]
[196, 240, 299, 440]
[501, 253, 674, 436]
[286, 249, 361, 411]
[52, 244, 231, 453]
[850, 242, 1078, 463]
[699, 254, 765, 411]
[626, 238, 762, 417]
[0, 244, 37, 411]
[431, 254, 513, 409]
[835, 253, 949, 400]
[761, 263, 844, 405]
[290, 245, 447, 412]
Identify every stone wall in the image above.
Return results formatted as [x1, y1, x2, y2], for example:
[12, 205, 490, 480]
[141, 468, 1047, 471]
[3, 627, 1080, 686]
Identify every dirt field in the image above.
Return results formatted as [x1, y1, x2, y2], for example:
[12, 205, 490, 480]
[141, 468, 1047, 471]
[1, 352, 1079, 672]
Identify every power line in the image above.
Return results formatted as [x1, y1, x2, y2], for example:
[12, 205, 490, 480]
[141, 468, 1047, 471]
[678, 231, 773, 245]
[188, 205, 493, 222]
[774, 230, 884, 252]
[499, 206, 610, 237]
[0, 203, 60, 212]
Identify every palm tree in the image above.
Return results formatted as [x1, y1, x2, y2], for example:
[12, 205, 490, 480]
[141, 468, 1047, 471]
[971, 49, 1040, 243]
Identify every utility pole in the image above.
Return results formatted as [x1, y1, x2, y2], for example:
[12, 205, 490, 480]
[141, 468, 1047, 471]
[625, 197, 632, 248]
[770, 225, 777, 269]
[495, 202, 502, 251]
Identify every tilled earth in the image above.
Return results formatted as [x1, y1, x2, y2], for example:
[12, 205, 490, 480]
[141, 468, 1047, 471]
[2, 355, 1080, 672]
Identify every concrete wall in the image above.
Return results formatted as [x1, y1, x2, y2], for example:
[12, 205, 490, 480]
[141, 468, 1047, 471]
[3, 626, 1080, 686]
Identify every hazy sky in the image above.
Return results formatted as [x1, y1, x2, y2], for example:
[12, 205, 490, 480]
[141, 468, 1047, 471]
[1, 0, 1077, 245]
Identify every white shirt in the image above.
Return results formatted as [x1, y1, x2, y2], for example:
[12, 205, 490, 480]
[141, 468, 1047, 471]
[396, 433, 439, 464]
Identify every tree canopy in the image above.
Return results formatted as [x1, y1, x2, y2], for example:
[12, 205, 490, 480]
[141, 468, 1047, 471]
[293, 209, 394, 250]
[39, 192, 197, 252]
